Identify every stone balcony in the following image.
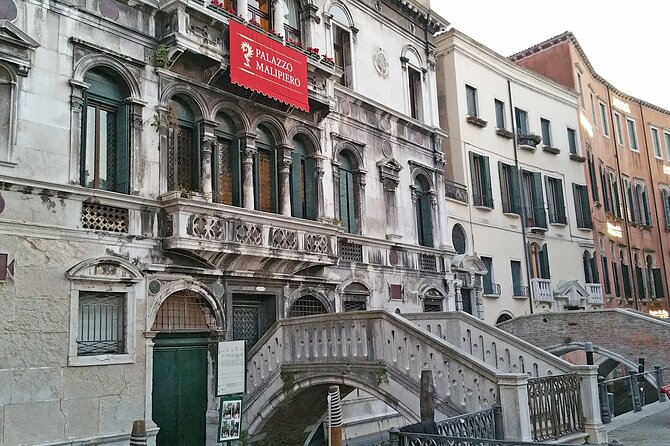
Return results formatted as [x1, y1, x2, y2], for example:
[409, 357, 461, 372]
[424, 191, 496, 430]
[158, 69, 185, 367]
[161, 196, 338, 273]
[586, 283, 604, 305]
[531, 278, 553, 303]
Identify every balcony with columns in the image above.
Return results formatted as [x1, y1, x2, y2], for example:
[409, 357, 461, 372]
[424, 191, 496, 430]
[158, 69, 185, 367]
[531, 278, 553, 303]
[586, 283, 604, 305]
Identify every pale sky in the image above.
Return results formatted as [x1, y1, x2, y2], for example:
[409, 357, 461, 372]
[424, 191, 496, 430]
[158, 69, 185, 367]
[431, 1, 670, 111]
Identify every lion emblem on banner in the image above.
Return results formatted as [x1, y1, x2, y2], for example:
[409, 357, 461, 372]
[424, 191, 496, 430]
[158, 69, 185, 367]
[241, 41, 253, 68]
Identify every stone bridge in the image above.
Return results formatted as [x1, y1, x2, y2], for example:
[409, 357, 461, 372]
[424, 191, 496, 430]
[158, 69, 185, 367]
[498, 309, 670, 378]
[242, 310, 599, 444]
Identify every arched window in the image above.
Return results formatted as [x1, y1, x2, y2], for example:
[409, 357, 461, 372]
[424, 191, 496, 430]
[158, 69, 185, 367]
[290, 136, 317, 220]
[81, 69, 131, 193]
[423, 288, 444, 312]
[330, 4, 353, 87]
[452, 224, 467, 254]
[152, 290, 218, 331]
[288, 295, 328, 317]
[343, 282, 369, 311]
[168, 96, 200, 193]
[214, 112, 241, 206]
[285, 0, 302, 43]
[0, 65, 13, 162]
[496, 313, 513, 325]
[529, 243, 550, 279]
[646, 255, 655, 299]
[254, 125, 279, 213]
[337, 151, 357, 233]
[249, 0, 272, 30]
[414, 175, 433, 247]
[403, 48, 423, 120]
[582, 250, 598, 283]
[634, 252, 645, 300]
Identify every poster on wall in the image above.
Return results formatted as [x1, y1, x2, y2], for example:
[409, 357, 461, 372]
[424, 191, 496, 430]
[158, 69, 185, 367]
[218, 396, 242, 443]
[217, 340, 246, 396]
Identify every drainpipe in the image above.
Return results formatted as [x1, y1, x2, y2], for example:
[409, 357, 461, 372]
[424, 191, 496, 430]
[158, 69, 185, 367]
[606, 89, 639, 310]
[507, 79, 534, 314]
[639, 104, 669, 311]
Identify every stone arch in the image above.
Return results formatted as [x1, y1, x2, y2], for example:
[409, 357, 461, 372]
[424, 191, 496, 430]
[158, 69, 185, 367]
[73, 53, 141, 99]
[419, 284, 447, 299]
[287, 125, 321, 155]
[160, 85, 208, 121]
[252, 114, 289, 146]
[210, 100, 251, 133]
[495, 312, 513, 325]
[66, 256, 143, 282]
[245, 373, 418, 436]
[286, 287, 333, 316]
[333, 141, 364, 170]
[401, 44, 423, 68]
[325, 1, 355, 28]
[410, 167, 435, 192]
[337, 277, 372, 296]
[148, 279, 224, 331]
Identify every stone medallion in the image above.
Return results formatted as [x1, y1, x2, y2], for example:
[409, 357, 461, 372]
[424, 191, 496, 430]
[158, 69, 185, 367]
[339, 99, 351, 116]
[0, 0, 17, 21]
[99, 0, 120, 20]
[373, 48, 389, 78]
[380, 140, 393, 158]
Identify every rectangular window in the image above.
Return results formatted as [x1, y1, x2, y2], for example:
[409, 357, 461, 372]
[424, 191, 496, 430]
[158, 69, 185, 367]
[665, 132, 670, 160]
[623, 176, 636, 223]
[627, 118, 639, 151]
[599, 102, 609, 137]
[77, 291, 126, 356]
[515, 108, 529, 134]
[590, 92, 597, 126]
[567, 128, 578, 154]
[577, 71, 585, 108]
[651, 127, 662, 159]
[573, 184, 592, 229]
[522, 170, 546, 228]
[333, 25, 352, 88]
[495, 99, 506, 129]
[465, 85, 478, 117]
[662, 188, 670, 230]
[481, 256, 495, 295]
[499, 161, 521, 215]
[511, 260, 524, 296]
[636, 181, 651, 226]
[545, 177, 566, 224]
[540, 118, 552, 147]
[408, 67, 423, 120]
[614, 113, 624, 145]
[470, 152, 493, 208]
[609, 170, 622, 219]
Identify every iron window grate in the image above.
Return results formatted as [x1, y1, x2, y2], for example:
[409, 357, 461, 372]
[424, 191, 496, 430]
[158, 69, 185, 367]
[81, 203, 128, 233]
[152, 290, 218, 331]
[288, 296, 328, 317]
[339, 242, 363, 263]
[343, 300, 367, 312]
[420, 254, 437, 272]
[77, 291, 126, 355]
[423, 298, 443, 312]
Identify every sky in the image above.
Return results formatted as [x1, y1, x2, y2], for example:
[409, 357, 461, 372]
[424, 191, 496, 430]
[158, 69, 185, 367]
[430, 1, 670, 110]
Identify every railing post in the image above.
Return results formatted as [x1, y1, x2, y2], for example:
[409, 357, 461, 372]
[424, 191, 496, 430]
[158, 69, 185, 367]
[388, 427, 400, 446]
[598, 376, 611, 424]
[493, 405, 504, 440]
[574, 365, 607, 445]
[628, 369, 642, 412]
[655, 366, 667, 402]
[496, 373, 532, 441]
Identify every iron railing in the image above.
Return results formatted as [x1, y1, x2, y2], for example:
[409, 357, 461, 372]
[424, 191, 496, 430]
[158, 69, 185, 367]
[389, 432, 560, 446]
[527, 373, 584, 441]
[512, 285, 529, 297]
[436, 407, 499, 439]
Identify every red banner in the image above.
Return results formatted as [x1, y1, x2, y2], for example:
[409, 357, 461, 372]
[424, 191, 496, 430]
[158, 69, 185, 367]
[229, 20, 309, 112]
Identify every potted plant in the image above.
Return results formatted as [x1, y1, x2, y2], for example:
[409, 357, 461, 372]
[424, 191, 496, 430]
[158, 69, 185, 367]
[286, 38, 303, 52]
[268, 29, 283, 41]
[320, 54, 335, 66]
[305, 46, 321, 61]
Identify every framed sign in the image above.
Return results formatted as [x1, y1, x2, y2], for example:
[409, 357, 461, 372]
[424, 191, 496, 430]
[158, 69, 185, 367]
[217, 340, 246, 396]
[218, 396, 242, 443]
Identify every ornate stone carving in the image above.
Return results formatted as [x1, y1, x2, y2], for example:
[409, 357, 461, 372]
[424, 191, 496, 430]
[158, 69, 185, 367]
[190, 215, 225, 240]
[270, 228, 298, 250]
[373, 48, 389, 78]
[304, 233, 330, 254]
[234, 222, 262, 246]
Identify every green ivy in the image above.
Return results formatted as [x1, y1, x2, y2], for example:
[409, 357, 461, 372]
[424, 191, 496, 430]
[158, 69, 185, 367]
[155, 44, 169, 68]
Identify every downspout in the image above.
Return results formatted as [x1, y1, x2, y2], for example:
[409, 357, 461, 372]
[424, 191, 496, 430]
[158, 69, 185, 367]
[507, 79, 534, 314]
[606, 89, 639, 310]
[639, 104, 669, 310]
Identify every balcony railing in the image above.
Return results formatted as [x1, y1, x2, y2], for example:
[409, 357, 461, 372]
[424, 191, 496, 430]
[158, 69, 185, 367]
[586, 283, 604, 305]
[532, 278, 553, 302]
[513, 285, 529, 298]
[483, 283, 501, 297]
[445, 180, 468, 204]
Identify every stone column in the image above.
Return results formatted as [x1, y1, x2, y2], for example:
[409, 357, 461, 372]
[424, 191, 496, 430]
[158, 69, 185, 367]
[241, 134, 257, 210]
[201, 137, 215, 203]
[238, 0, 249, 21]
[68, 79, 89, 186]
[445, 277, 457, 311]
[574, 365, 607, 445]
[273, 0, 286, 38]
[496, 373, 532, 441]
[383, 180, 400, 240]
[472, 272, 484, 320]
[279, 145, 292, 216]
[455, 281, 463, 311]
[332, 164, 341, 223]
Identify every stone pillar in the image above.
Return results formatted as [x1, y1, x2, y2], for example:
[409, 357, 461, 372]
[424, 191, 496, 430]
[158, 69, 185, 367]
[332, 164, 341, 223]
[238, 0, 249, 21]
[445, 277, 457, 312]
[68, 79, 89, 186]
[496, 373, 532, 441]
[574, 365, 607, 445]
[201, 137, 215, 203]
[279, 145, 292, 216]
[273, 0, 286, 38]
[655, 366, 667, 402]
[241, 134, 256, 210]
[383, 180, 400, 240]
[455, 281, 463, 311]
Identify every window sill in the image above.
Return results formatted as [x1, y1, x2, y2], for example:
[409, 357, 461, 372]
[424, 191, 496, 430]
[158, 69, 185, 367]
[518, 144, 536, 152]
[466, 115, 488, 128]
[502, 212, 520, 218]
[473, 205, 494, 211]
[68, 353, 135, 367]
[512, 295, 529, 299]
[542, 145, 561, 154]
[569, 153, 586, 162]
[496, 128, 514, 139]
[549, 221, 567, 227]
[577, 226, 593, 231]
[482, 293, 500, 298]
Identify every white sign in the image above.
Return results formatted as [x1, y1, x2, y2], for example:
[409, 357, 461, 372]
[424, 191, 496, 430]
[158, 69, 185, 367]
[217, 340, 246, 396]
[664, 165, 670, 176]
[612, 97, 631, 114]
[607, 222, 622, 238]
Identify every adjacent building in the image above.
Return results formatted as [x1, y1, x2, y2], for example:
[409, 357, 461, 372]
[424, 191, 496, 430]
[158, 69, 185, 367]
[0, 0, 451, 444]
[511, 32, 670, 318]
[435, 30, 602, 325]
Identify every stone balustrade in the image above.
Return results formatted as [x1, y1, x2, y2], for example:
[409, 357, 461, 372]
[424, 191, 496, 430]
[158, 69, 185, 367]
[404, 311, 574, 377]
[586, 283, 604, 305]
[531, 278, 553, 302]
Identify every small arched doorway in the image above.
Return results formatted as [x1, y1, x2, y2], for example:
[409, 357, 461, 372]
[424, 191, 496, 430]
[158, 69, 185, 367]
[151, 289, 220, 446]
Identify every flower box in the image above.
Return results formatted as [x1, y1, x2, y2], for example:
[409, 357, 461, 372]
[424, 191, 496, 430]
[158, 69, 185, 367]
[495, 128, 514, 139]
[542, 145, 561, 154]
[466, 115, 488, 128]
[517, 132, 541, 147]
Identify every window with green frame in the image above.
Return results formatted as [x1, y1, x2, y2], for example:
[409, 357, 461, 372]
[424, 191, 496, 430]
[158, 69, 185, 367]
[469, 152, 493, 208]
[213, 112, 241, 206]
[498, 161, 520, 215]
[414, 175, 433, 247]
[168, 96, 201, 193]
[81, 69, 131, 194]
[254, 125, 279, 213]
[290, 136, 317, 220]
[338, 151, 357, 233]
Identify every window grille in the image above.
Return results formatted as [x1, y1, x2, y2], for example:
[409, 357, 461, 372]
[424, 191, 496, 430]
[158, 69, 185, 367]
[423, 298, 442, 312]
[343, 300, 366, 312]
[77, 291, 126, 355]
[152, 290, 218, 331]
[339, 241, 363, 262]
[288, 296, 327, 317]
[81, 203, 128, 233]
[420, 254, 437, 272]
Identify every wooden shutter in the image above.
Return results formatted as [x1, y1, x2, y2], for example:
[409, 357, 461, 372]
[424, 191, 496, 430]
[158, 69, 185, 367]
[469, 152, 478, 204]
[581, 186, 592, 228]
[540, 245, 551, 279]
[419, 194, 433, 247]
[653, 268, 665, 298]
[601, 256, 610, 294]
[663, 191, 670, 229]
[573, 184, 583, 227]
[532, 173, 546, 228]
[544, 177, 555, 223]
[115, 104, 130, 194]
[339, 170, 355, 233]
[291, 151, 304, 218]
[635, 267, 645, 299]
[231, 139, 242, 206]
[590, 256, 599, 282]
[192, 121, 202, 192]
[600, 166, 610, 213]
[304, 158, 317, 220]
[621, 263, 632, 299]
[482, 156, 493, 208]
[510, 165, 521, 215]
[612, 261, 621, 297]
[589, 156, 599, 202]
[555, 179, 566, 224]
[498, 162, 507, 211]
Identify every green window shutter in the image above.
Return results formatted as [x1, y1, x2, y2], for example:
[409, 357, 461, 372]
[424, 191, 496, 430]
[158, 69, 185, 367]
[573, 184, 583, 227]
[304, 158, 317, 220]
[612, 261, 621, 297]
[510, 166, 521, 215]
[556, 179, 566, 224]
[540, 245, 551, 279]
[589, 157, 599, 202]
[635, 267, 645, 299]
[582, 187, 592, 228]
[498, 161, 507, 211]
[532, 173, 546, 228]
[482, 156, 493, 208]
[419, 193, 433, 247]
[192, 121, 202, 191]
[590, 256, 599, 282]
[80, 95, 89, 187]
[469, 152, 478, 204]
[115, 103, 130, 194]
[653, 268, 665, 298]
[544, 177, 555, 223]
[291, 151, 304, 218]
[601, 168, 610, 213]
[601, 257, 611, 294]
[621, 264, 631, 298]
[339, 169, 355, 233]
[231, 139, 242, 206]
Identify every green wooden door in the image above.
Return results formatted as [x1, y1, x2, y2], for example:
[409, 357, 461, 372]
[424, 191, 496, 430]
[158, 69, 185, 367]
[153, 334, 209, 446]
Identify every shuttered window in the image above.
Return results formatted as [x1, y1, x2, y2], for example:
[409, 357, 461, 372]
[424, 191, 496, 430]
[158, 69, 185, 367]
[290, 137, 317, 220]
[587, 152, 599, 202]
[338, 152, 356, 234]
[499, 162, 520, 215]
[652, 268, 665, 299]
[621, 263, 632, 299]
[495, 99, 506, 129]
[573, 184, 592, 229]
[662, 188, 670, 230]
[254, 126, 278, 213]
[470, 152, 493, 208]
[601, 256, 611, 295]
[545, 177, 566, 224]
[635, 267, 645, 299]
[522, 171, 546, 228]
[414, 176, 433, 247]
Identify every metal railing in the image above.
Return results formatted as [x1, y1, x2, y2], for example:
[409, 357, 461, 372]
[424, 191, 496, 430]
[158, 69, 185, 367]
[389, 431, 561, 446]
[598, 365, 669, 423]
[436, 407, 499, 439]
[512, 285, 529, 297]
[526, 373, 584, 441]
[483, 283, 501, 296]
